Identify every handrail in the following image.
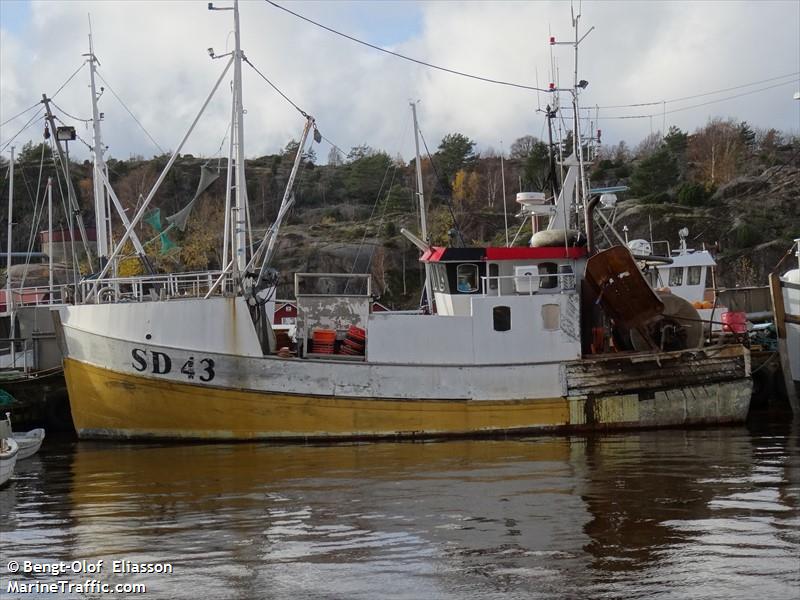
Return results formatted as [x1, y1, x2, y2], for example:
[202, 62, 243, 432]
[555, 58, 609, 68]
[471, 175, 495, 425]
[78, 270, 235, 304]
[481, 272, 577, 296]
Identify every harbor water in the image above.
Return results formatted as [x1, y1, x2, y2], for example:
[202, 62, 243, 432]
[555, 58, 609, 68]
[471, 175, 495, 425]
[1, 417, 798, 599]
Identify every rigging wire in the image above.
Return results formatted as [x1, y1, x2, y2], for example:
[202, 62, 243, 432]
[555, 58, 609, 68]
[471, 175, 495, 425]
[20, 142, 50, 288]
[243, 56, 311, 119]
[663, 80, 800, 115]
[348, 116, 412, 277]
[95, 69, 166, 154]
[0, 109, 45, 154]
[52, 62, 88, 100]
[585, 71, 800, 109]
[0, 102, 41, 129]
[417, 127, 467, 246]
[263, 0, 551, 93]
[243, 55, 352, 166]
[50, 100, 92, 123]
[580, 79, 799, 121]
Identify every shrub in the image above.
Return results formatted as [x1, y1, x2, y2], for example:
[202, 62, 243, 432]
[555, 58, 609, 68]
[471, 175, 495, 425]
[677, 182, 714, 206]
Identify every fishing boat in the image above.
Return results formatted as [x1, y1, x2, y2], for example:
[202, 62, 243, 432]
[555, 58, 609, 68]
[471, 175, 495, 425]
[0, 414, 18, 486]
[54, 1, 752, 441]
[0, 159, 75, 430]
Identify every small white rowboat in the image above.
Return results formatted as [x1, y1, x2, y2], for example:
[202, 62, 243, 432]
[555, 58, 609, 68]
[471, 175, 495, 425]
[12, 428, 45, 460]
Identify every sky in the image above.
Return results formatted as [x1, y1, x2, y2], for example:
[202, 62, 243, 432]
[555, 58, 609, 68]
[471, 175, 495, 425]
[1, 0, 798, 164]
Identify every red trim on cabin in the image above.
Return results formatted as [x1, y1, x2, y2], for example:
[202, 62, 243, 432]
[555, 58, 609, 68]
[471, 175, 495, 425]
[422, 245, 586, 263]
[420, 247, 447, 262]
[485, 246, 586, 260]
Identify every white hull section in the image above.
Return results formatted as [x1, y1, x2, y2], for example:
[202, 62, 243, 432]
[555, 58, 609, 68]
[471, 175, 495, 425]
[0, 438, 18, 486]
[58, 298, 567, 401]
[782, 269, 800, 384]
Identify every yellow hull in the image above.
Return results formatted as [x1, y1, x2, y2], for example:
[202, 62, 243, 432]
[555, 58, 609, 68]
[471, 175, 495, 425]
[64, 359, 570, 440]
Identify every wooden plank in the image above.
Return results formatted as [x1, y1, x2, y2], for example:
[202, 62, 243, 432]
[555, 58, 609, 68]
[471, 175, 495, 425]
[565, 353, 747, 397]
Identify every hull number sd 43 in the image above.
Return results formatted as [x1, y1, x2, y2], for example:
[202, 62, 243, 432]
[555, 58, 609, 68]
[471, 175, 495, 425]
[131, 348, 215, 382]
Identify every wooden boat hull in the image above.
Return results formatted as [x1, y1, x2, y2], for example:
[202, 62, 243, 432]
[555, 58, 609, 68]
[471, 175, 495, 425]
[64, 356, 751, 441]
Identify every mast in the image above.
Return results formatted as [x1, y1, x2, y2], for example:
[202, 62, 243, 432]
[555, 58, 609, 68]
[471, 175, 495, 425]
[41, 94, 95, 272]
[222, 98, 235, 290]
[570, 10, 592, 239]
[552, 6, 593, 237]
[500, 143, 509, 247]
[87, 22, 109, 266]
[232, 0, 248, 276]
[6, 147, 14, 314]
[47, 177, 53, 301]
[410, 102, 433, 313]
[6, 148, 14, 365]
[545, 104, 559, 199]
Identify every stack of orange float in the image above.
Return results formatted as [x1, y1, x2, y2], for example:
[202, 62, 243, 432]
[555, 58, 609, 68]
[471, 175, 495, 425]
[339, 325, 366, 356]
[311, 328, 336, 354]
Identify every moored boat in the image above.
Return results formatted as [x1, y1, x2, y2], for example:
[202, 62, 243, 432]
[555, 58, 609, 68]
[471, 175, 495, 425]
[12, 427, 45, 460]
[0, 415, 18, 486]
[55, 1, 752, 441]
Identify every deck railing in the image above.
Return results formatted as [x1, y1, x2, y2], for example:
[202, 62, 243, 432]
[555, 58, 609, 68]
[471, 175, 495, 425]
[78, 270, 236, 303]
[481, 271, 577, 296]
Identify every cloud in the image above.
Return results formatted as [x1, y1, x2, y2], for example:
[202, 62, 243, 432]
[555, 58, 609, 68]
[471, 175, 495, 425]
[1, 0, 798, 165]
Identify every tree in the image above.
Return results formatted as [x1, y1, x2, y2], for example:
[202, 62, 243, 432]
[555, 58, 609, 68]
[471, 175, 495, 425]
[634, 132, 662, 159]
[522, 140, 550, 192]
[18, 141, 52, 165]
[327, 147, 344, 167]
[344, 151, 392, 203]
[347, 144, 373, 162]
[738, 121, 756, 151]
[283, 139, 315, 164]
[663, 126, 688, 179]
[688, 118, 746, 185]
[452, 169, 480, 205]
[436, 133, 477, 186]
[629, 146, 679, 198]
[509, 135, 539, 159]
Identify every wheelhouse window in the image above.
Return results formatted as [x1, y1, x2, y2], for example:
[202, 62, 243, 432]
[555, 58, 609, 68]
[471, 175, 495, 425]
[687, 266, 702, 286]
[457, 264, 479, 293]
[538, 262, 558, 289]
[669, 267, 684, 287]
[437, 264, 447, 291]
[493, 306, 511, 331]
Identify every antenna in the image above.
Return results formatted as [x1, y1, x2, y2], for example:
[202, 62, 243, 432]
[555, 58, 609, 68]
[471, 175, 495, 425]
[535, 66, 542, 112]
[500, 140, 509, 247]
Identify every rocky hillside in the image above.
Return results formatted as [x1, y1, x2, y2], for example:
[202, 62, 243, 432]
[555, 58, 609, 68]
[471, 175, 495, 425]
[1, 118, 797, 307]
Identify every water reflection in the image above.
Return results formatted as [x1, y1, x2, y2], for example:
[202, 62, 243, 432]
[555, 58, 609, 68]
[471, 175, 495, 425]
[1, 423, 798, 600]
